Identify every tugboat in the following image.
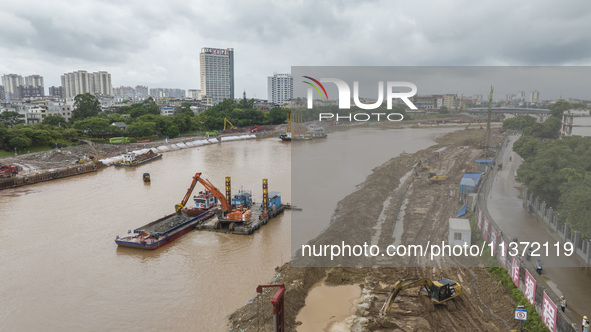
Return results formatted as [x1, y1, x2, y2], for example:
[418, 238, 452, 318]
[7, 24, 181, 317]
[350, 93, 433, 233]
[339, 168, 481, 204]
[143, 173, 151, 183]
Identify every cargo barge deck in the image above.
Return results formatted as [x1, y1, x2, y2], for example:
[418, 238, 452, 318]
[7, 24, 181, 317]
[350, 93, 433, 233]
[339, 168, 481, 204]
[115, 209, 216, 250]
[196, 204, 285, 235]
[114, 150, 162, 167]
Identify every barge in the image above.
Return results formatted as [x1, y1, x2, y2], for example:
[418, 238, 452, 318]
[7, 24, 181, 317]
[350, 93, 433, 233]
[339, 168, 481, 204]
[115, 190, 218, 250]
[279, 127, 327, 141]
[115, 209, 215, 250]
[114, 149, 162, 167]
[196, 191, 285, 235]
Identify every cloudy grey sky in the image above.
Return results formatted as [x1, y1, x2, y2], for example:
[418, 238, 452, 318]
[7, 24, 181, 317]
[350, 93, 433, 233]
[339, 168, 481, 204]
[2, 0, 591, 99]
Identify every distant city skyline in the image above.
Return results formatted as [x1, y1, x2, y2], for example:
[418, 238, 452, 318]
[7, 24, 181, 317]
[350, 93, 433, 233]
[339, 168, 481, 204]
[1, 1, 591, 100]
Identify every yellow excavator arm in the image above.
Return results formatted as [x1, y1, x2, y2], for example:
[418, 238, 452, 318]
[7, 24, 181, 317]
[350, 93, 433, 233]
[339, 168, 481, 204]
[224, 118, 234, 130]
[417, 161, 446, 183]
[380, 277, 434, 315]
[380, 277, 461, 316]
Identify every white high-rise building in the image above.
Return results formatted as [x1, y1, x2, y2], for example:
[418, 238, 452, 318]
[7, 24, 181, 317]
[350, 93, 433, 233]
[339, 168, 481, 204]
[90, 71, 113, 96]
[61, 70, 112, 98]
[529, 90, 539, 104]
[2, 74, 24, 100]
[25, 75, 44, 91]
[199, 47, 234, 104]
[187, 89, 201, 99]
[267, 73, 293, 105]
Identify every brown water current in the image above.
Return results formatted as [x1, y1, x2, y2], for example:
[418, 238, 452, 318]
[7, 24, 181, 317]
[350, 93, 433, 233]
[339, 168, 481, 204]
[0, 127, 454, 331]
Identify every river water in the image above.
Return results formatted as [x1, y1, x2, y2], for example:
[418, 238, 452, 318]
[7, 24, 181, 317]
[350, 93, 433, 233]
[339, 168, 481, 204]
[0, 126, 455, 331]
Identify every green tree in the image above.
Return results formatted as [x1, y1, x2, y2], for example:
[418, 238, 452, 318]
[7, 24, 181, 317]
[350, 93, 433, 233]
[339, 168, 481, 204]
[523, 117, 561, 139]
[126, 122, 156, 137]
[72, 93, 101, 121]
[548, 99, 571, 118]
[559, 177, 591, 237]
[9, 136, 32, 150]
[43, 115, 68, 127]
[107, 113, 127, 124]
[137, 114, 166, 135]
[142, 97, 161, 115]
[502, 115, 536, 131]
[268, 107, 288, 124]
[0, 111, 23, 127]
[0, 124, 7, 146]
[171, 114, 193, 133]
[63, 128, 79, 140]
[73, 117, 122, 137]
[440, 106, 449, 114]
[164, 124, 179, 138]
[174, 102, 194, 116]
[239, 95, 254, 109]
[31, 130, 53, 146]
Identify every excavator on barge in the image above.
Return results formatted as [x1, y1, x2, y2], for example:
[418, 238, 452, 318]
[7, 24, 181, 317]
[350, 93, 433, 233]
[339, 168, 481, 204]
[175, 172, 252, 229]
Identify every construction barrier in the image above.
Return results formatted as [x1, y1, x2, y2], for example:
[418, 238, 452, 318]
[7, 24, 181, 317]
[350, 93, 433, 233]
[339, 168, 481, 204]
[475, 138, 576, 332]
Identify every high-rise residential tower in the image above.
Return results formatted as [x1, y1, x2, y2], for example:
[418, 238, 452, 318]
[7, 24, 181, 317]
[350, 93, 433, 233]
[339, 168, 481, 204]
[1, 74, 24, 99]
[267, 73, 293, 105]
[199, 47, 234, 104]
[25, 75, 44, 91]
[61, 70, 112, 98]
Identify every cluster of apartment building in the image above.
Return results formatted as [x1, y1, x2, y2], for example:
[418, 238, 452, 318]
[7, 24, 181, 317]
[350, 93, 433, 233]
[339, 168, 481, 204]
[1, 74, 50, 100]
[505, 90, 540, 105]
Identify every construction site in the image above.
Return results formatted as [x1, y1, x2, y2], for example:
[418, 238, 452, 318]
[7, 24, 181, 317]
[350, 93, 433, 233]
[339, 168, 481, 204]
[228, 126, 526, 331]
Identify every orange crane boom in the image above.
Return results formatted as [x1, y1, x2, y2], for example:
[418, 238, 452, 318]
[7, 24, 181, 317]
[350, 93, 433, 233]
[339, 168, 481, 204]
[175, 172, 230, 213]
[175, 173, 250, 223]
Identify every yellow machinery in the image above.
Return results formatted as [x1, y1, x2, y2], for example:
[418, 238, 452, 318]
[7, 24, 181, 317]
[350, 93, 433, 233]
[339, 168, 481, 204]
[224, 118, 235, 130]
[380, 277, 462, 316]
[175, 172, 252, 223]
[418, 161, 446, 184]
[464, 117, 484, 130]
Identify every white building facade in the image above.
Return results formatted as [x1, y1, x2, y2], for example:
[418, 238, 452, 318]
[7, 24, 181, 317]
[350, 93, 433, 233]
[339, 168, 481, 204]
[267, 73, 293, 105]
[61, 70, 113, 98]
[199, 47, 234, 104]
[1, 74, 24, 100]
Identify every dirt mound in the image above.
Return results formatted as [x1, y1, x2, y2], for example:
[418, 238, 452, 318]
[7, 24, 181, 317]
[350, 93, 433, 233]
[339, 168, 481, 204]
[228, 127, 518, 331]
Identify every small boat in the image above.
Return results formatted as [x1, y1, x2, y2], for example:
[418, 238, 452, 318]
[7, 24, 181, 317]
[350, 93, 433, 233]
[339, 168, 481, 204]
[115, 149, 162, 167]
[143, 173, 151, 182]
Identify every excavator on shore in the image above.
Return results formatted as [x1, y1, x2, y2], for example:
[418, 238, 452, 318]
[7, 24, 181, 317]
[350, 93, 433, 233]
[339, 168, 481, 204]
[417, 161, 446, 184]
[380, 277, 462, 316]
[175, 172, 252, 228]
[224, 118, 235, 131]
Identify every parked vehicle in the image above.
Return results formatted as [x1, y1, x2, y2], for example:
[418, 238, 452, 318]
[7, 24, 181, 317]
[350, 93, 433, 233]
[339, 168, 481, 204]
[0, 165, 19, 178]
[536, 259, 543, 274]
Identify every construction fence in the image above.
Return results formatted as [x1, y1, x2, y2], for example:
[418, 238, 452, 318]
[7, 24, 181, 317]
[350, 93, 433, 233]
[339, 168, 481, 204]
[473, 138, 576, 332]
[524, 186, 591, 267]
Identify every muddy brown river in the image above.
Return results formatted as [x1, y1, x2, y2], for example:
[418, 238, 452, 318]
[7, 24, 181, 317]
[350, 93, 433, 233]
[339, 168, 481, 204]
[0, 127, 455, 331]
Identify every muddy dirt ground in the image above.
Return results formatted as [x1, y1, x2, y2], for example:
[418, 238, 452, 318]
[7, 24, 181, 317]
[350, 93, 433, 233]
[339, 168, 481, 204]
[228, 127, 519, 332]
[0, 125, 281, 174]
